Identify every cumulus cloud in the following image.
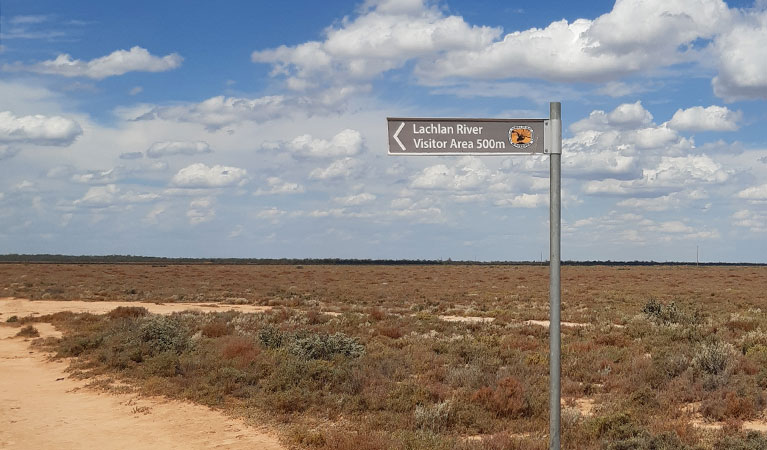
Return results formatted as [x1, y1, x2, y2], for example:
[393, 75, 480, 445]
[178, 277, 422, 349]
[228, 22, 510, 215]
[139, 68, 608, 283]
[583, 155, 729, 196]
[73, 184, 159, 208]
[410, 157, 492, 190]
[187, 197, 215, 225]
[494, 193, 547, 208]
[171, 163, 248, 188]
[278, 129, 364, 158]
[309, 158, 363, 180]
[667, 105, 742, 131]
[6, 46, 182, 79]
[252, 0, 500, 98]
[732, 209, 767, 232]
[334, 192, 376, 206]
[254, 177, 305, 195]
[737, 184, 767, 201]
[134, 95, 297, 130]
[570, 102, 654, 133]
[0, 111, 82, 145]
[418, 0, 731, 83]
[146, 141, 212, 158]
[712, 10, 767, 101]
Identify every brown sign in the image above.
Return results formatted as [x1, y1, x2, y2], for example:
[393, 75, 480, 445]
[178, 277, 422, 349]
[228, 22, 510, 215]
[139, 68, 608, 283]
[387, 118, 546, 155]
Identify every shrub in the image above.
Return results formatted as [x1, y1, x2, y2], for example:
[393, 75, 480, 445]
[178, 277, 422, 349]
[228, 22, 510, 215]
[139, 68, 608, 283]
[16, 325, 40, 338]
[693, 341, 735, 390]
[473, 377, 529, 418]
[288, 332, 365, 360]
[108, 306, 149, 319]
[642, 299, 700, 325]
[258, 325, 285, 349]
[414, 400, 454, 432]
[738, 329, 767, 354]
[713, 431, 767, 450]
[138, 315, 188, 355]
[201, 320, 230, 338]
[693, 341, 734, 376]
[6, 315, 19, 323]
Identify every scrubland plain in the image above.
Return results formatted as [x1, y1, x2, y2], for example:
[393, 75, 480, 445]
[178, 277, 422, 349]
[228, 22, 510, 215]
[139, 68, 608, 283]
[2, 263, 767, 449]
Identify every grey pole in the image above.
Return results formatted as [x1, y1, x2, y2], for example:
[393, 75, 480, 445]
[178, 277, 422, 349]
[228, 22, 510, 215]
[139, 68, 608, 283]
[548, 102, 562, 450]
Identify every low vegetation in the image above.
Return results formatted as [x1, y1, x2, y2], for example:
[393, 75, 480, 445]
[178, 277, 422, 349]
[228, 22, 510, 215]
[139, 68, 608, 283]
[4, 264, 767, 449]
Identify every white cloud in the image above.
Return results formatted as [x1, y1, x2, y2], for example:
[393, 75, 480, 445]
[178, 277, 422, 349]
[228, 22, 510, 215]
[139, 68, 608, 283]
[410, 157, 492, 190]
[418, 0, 731, 83]
[146, 141, 212, 158]
[171, 163, 248, 188]
[129, 86, 143, 96]
[0, 111, 82, 145]
[712, 10, 767, 101]
[334, 192, 376, 206]
[252, 0, 500, 97]
[187, 197, 215, 225]
[494, 193, 547, 208]
[570, 102, 653, 132]
[6, 46, 182, 79]
[254, 177, 305, 195]
[282, 129, 364, 158]
[583, 155, 729, 196]
[737, 184, 767, 201]
[256, 207, 287, 221]
[667, 105, 742, 131]
[732, 209, 767, 232]
[135, 95, 296, 130]
[73, 184, 158, 208]
[309, 157, 363, 180]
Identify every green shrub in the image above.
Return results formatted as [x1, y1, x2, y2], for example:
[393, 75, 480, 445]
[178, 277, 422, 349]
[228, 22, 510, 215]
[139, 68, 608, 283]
[137, 315, 188, 355]
[6, 315, 19, 323]
[693, 340, 735, 390]
[258, 325, 285, 349]
[642, 299, 700, 325]
[288, 332, 365, 360]
[713, 431, 767, 450]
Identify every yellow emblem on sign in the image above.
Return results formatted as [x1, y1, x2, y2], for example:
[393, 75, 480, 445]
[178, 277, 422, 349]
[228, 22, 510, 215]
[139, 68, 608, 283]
[509, 126, 534, 149]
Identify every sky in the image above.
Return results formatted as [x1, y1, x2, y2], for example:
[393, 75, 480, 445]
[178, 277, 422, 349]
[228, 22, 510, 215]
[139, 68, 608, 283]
[1, 0, 766, 262]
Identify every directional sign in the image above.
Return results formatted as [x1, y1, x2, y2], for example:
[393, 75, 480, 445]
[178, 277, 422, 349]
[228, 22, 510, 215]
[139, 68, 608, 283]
[387, 117, 547, 155]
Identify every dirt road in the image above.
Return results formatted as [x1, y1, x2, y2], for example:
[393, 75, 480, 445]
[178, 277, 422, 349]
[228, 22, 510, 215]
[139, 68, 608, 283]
[0, 298, 285, 450]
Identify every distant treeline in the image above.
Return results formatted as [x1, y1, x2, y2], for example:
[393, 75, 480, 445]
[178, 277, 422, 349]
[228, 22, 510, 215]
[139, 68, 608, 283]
[0, 254, 763, 266]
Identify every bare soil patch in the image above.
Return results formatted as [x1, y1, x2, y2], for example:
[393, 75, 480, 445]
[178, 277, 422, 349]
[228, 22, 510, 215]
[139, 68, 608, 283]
[0, 301, 284, 450]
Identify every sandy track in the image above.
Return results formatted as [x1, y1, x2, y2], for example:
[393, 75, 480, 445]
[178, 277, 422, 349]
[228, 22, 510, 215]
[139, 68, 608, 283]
[0, 297, 272, 317]
[0, 298, 284, 450]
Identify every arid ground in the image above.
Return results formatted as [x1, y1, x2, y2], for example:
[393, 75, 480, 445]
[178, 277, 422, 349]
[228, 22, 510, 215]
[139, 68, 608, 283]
[1, 264, 767, 449]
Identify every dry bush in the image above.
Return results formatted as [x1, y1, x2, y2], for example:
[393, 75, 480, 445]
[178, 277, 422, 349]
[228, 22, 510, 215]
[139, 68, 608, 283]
[414, 400, 454, 432]
[376, 324, 404, 339]
[472, 377, 528, 418]
[107, 306, 149, 319]
[16, 324, 40, 337]
[219, 336, 261, 366]
[201, 320, 230, 338]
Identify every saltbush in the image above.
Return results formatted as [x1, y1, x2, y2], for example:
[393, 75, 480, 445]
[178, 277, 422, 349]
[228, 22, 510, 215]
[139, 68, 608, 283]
[288, 332, 365, 360]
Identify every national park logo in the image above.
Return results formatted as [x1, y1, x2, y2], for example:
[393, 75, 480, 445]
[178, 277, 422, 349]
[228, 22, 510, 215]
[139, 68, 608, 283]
[509, 126, 534, 149]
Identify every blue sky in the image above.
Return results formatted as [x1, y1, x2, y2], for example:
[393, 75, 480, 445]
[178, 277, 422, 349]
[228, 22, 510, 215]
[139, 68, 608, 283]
[1, 0, 766, 262]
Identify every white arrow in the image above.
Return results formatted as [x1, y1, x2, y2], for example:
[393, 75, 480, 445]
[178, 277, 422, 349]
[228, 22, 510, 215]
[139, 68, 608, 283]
[393, 122, 406, 151]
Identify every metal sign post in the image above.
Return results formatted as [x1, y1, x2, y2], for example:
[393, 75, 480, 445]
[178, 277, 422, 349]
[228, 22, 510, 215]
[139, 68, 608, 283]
[387, 102, 563, 449]
[548, 102, 562, 450]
